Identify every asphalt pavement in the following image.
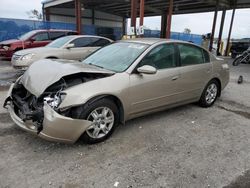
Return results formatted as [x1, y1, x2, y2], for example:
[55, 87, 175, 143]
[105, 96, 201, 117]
[0, 58, 250, 188]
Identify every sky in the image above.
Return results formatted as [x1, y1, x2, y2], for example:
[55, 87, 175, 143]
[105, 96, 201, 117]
[0, 0, 249, 39]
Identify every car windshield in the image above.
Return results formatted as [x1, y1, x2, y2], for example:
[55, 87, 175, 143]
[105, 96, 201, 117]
[82, 42, 149, 72]
[18, 30, 37, 40]
[46, 36, 73, 48]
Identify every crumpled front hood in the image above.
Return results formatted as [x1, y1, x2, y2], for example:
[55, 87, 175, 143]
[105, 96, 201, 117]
[0, 39, 21, 45]
[21, 59, 115, 97]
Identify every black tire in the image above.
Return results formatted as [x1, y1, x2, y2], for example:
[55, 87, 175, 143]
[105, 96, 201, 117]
[232, 56, 242, 66]
[77, 98, 119, 144]
[199, 80, 219, 108]
[231, 53, 236, 59]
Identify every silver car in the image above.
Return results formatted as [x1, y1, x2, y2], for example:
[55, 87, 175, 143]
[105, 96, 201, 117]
[4, 39, 229, 144]
[11, 35, 113, 69]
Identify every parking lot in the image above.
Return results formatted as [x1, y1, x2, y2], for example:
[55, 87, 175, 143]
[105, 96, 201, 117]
[0, 58, 250, 188]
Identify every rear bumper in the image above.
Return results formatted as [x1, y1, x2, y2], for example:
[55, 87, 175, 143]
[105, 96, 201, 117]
[5, 84, 92, 143]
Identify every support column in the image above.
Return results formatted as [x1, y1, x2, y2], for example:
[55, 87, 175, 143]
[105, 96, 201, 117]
[139, 0, 145, 37]
[75, 0, 82, 34]
[130, 0, 138, 35]
[139, 0, 145, 26]
[225, 8, 236, 56]
[217, 8, 226, 55]
[92, 9, 95, 25]
[209, 0, 219, 51]
[122, 18, 127, 36]
[44, 8, 50, 21]
[166, 0, 173, 39]
[160, 12, 167, 38]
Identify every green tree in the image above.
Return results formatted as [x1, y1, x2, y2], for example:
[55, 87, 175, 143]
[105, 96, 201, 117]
[26, 9, 43, 20]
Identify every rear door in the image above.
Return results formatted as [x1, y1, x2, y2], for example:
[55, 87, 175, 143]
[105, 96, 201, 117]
[129, 43, 182, 115]
[176, 43, 212, 100]
[49, 31, 66, 41]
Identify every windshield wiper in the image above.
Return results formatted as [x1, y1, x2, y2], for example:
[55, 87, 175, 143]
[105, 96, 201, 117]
[89, 63, 104, 69]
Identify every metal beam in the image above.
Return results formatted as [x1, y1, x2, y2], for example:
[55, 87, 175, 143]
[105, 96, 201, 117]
[166, 0, 173, 39]
[217, 8, 226, 56]
[140, 0, 145, 26]
[225, 7, 236, 56]
[209, 0, 219, 52]
[160, 12, 167, 38]
[75, 0, 82, 34]
[130, 0, 137, 34]
[122, 18, 127, 35]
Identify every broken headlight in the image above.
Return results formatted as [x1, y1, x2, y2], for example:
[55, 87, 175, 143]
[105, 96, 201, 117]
[44, 93, 66, 109]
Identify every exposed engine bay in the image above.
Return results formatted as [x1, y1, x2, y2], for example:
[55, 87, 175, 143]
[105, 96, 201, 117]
[4, 72, 112, 133]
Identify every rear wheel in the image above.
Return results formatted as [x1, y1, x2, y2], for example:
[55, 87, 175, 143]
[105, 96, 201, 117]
[78, 98, 119, 144]
[199, 80, 219, 107]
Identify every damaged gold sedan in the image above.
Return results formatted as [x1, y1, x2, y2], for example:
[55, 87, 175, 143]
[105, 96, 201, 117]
[4, 39, 229, 144]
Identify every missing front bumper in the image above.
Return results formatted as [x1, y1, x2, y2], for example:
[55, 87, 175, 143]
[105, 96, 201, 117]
[6, 102, 92, 143]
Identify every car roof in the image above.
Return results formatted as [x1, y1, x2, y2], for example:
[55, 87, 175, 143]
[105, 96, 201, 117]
[120, 38, 211, 53]
[64, 35, 113, 41]
[30, 29, 77, 33]
[122, 38, 191, 45]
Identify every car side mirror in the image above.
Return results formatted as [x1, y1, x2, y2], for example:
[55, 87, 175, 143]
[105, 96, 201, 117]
[137, 65, 157, 75]
[29, 38, 35, 43]
[65, 43, 75, 49]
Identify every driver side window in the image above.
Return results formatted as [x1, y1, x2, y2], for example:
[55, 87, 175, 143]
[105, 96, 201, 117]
[32, 32, 49, 41]
[140, 44, 176, 70]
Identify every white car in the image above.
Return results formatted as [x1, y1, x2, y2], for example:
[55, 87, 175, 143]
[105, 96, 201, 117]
[11, 35, 113, 69]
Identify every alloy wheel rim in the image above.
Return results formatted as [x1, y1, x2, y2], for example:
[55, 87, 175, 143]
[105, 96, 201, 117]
[86, 107, 114, 139]
[205, 83, 218, 104]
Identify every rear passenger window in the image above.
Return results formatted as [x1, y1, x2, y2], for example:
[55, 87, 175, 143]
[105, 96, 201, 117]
[49, 32, 65, 40]
[203, 49, 210, 63]
[67, 32, 78, 35]
[178, 44, 204, 66]
[90, 38, 111, 47]
[140, 44, 176, 69]
[70, 37, 93, 47]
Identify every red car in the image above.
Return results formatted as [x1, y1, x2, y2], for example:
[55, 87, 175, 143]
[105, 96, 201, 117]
[0, 29, 78, 60]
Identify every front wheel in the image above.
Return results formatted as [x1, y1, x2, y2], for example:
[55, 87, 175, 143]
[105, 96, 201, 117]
[78, 98, 119, 144]
[232, 56, 243, 66]
[199, 80, 219, 107]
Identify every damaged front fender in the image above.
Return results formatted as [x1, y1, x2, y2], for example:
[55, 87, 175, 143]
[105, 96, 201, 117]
[40, 103, 92, 143]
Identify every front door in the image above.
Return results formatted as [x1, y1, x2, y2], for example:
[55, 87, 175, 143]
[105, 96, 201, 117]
[129, 43, 181, 115]
[63, 37, 99, 60]
[28, 32, 50, 48]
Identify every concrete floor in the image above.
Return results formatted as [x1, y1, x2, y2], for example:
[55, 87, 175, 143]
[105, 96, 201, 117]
[0, 58, 250, 188]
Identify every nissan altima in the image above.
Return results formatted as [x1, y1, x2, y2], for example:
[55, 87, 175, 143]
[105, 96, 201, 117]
[4, 38, 229, 144]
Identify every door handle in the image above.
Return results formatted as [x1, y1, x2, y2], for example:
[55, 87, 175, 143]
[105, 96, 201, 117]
[172, 76, 179, 81]
[206, 69, 212, 73]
